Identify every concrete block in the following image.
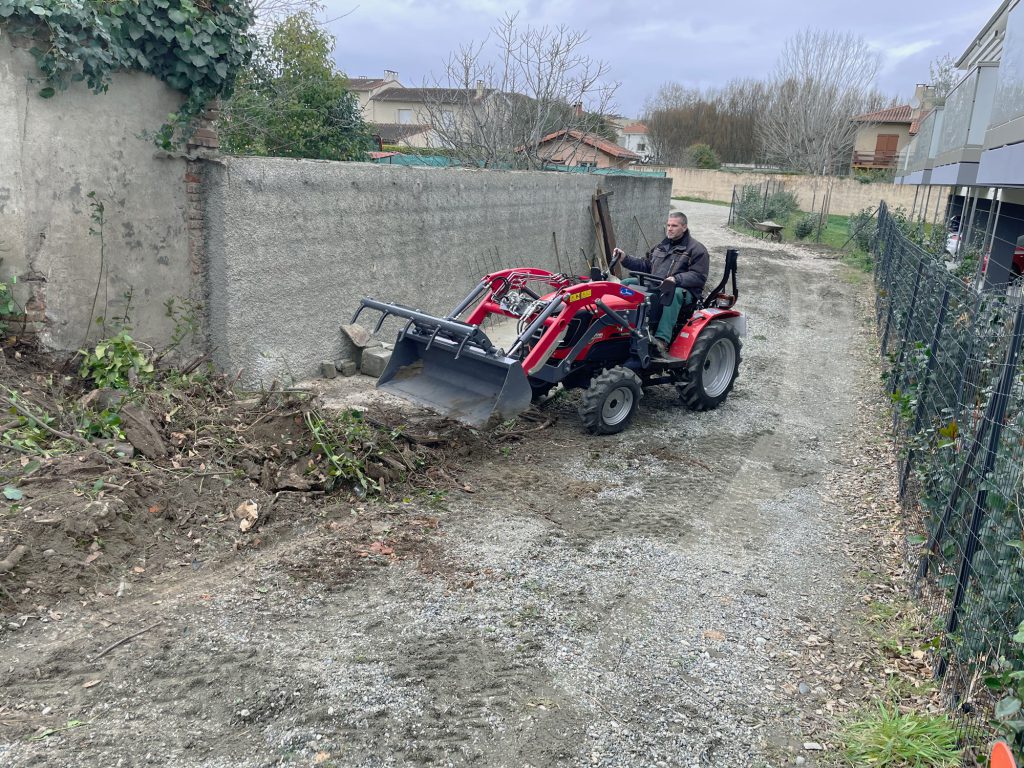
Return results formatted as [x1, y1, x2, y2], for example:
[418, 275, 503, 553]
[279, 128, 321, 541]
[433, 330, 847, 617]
[336, 359, 358, 377]
[320, 361, 337, 379]
[360, 347, 392, 378]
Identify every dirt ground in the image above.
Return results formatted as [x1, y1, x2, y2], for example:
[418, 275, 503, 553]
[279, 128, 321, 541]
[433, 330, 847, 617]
[0, 203, 899, 767]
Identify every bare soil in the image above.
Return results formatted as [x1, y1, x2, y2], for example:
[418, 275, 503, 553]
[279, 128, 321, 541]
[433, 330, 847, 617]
[0, 204, 896, 767]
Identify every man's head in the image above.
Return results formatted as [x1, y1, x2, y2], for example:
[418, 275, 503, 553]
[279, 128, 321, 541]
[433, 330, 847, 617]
[666, 212, 688, 240]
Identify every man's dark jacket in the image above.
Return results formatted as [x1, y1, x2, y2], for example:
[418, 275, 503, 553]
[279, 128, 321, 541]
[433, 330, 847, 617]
[621, 231, 710, 294]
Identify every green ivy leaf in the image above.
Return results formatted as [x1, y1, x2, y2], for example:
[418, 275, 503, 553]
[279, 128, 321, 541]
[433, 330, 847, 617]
[38, 86, 55, 98]
[3, 486, 23, 501]
[166, 8, 187, 24]
[996, 697, 1022, 720]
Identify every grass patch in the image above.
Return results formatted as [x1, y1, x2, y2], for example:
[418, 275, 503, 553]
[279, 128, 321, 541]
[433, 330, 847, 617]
[671, 195, 731, 206]
[841, 702, 962, 767]
[732, 209, 874, 270]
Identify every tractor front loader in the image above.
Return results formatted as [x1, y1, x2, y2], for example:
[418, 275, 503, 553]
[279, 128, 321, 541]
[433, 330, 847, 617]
[352, 251, 745, 434]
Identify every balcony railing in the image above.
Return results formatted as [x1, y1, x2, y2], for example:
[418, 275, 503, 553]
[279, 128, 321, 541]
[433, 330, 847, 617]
[852, 151, 898, 169]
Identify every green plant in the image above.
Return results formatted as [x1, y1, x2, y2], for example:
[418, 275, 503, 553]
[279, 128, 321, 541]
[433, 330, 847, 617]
[219, 12, 373, 161]
[794, 213, 817, 240]
[160, 296, 202, 358]
[1, 390, 66, 455]
[685, 142, 720, 169]
[305, 408, 380, 494]
[0, 0, 255, 148]
[847, 207, 878, 252]
[79, 331, 154, 389]
[841, 702, 962, 767]
[733, 184, 798, 227]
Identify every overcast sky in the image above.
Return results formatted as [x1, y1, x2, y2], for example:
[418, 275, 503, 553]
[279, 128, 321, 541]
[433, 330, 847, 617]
[323, 0, 998, 118]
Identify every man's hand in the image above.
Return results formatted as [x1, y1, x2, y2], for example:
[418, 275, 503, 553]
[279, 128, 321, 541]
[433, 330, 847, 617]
[611, 247, 625, 260]
[662, 275, 676, 286]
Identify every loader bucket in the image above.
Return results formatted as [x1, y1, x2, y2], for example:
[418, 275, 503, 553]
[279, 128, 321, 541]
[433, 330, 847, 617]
[378, 334, 533, 429]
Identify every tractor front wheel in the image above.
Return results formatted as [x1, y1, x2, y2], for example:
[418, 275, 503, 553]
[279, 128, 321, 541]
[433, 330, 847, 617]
[676, 321, 741, 411]
[578, 366, 643, 434]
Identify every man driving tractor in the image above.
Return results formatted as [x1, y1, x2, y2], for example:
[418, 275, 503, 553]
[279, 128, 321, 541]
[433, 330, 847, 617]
[613, 211, 710, 356]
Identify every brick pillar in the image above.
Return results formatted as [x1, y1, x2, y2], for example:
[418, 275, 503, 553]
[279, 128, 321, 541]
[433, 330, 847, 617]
[184, 101, 219, 278]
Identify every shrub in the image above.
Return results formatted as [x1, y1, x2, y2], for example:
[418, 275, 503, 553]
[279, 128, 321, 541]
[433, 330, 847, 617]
[848, 207, 877, 251]
[686, 143, 720, 170]
[794, 214, 817, 240]
[79, 331, 155, 390]
[734, 185, 797, 227]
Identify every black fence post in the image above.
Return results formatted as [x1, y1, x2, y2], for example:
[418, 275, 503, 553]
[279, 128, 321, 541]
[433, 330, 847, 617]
[937, 302, 1024, 677]
[889, 257, 926, 399]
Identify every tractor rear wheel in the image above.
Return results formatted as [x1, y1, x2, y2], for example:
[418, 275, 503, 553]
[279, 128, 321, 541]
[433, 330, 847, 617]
[676, 321, 741, 411]
[579, 366, 643, 434]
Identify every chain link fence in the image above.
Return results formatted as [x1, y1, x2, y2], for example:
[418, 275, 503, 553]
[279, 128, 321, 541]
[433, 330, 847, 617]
[874, 200, 1024, 752]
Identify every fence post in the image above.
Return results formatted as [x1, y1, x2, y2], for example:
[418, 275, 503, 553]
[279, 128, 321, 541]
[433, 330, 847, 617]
[936, 302, 1024, 677]
[900, 284, 951, 499]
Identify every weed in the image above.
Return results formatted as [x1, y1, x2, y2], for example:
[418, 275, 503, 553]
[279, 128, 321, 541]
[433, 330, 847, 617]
[79, 331, 155, 390]
[305, 408, 380, 494]
[160, 297, 202, 359]
[841, 702, 961, 767]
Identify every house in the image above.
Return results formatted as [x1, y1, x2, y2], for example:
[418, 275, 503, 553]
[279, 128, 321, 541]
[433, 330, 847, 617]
[618, 122, 652, 163]
[534, 130, 640, 169]
[895, 0, 1024, 287]
[850, 105, 917, 170]
[367, 84, 490, 128]
[347, 70, 402, 118]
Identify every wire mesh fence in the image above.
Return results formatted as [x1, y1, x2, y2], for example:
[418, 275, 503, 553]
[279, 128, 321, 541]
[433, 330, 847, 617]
[874, 200, 1024, 753]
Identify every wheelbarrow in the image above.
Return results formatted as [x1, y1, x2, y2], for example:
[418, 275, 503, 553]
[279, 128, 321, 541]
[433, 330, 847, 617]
[753, 220, 784, 242]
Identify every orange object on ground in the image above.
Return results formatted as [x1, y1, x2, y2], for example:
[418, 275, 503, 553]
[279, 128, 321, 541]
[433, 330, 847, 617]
[992, 741, 1017, 768]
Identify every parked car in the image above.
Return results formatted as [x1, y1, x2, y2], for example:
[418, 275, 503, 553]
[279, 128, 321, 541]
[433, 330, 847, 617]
[978, 234, 1024, 283]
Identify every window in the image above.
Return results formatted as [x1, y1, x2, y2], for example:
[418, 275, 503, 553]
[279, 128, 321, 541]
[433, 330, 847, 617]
[397, 109, 413, 125]
[577, 161, 597, 169]
[637, 142, 646, 152]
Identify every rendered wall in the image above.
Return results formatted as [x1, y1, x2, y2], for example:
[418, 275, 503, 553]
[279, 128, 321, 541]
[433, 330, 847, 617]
[203, 158, 672, 386]
[0, 34, 193, 350]
[654, 166, 938, 216]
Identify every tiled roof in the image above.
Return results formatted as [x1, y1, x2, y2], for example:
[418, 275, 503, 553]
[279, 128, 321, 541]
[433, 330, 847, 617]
[369, 122, 432, 143]
[622, 122, 648, 134]
[347, 77, 386, 91]
[372, 87, 491, 104]
[537, 130, 640, 160]
[851, 105, 915, 123]
[909, 108, 932, 136]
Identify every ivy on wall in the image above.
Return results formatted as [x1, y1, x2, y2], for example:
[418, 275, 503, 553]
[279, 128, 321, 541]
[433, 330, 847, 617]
[0, 0, 255, 147]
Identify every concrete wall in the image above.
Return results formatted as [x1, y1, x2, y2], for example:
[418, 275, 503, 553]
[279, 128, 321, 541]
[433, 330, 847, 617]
[0, 34, 194, 350]
[203, 158, 672, 386]
[654, 166, 939, 216]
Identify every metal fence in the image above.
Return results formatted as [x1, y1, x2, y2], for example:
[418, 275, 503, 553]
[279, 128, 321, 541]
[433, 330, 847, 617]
[874, 201, 1024, 751]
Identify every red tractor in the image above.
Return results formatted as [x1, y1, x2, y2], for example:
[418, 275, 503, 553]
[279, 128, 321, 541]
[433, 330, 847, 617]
[353, 250, 745, 434]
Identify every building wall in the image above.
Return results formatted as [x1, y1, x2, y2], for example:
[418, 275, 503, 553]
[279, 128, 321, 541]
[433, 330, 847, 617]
[203, 158, 672, 385]
[538, 140, 624, 169]
[0, 34, 195, 351]
[654, 166, 939, 216]
[853, 123, 913, 154]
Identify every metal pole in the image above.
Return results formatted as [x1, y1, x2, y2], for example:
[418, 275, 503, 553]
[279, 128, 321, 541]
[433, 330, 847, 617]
[890, 256, 927, 401]
[962, 188, 980, 255]
[911, 186, 921, 221]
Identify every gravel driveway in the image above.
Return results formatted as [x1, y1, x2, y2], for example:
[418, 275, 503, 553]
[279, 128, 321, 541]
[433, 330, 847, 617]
[1, 202, 882, 768]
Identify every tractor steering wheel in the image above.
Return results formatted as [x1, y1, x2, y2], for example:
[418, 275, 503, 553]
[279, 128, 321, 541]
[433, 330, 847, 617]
[627, 270, 665, 290]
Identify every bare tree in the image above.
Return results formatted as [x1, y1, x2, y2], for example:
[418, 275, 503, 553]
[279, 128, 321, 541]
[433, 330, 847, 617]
[758, 29, 883, 176]
[420, 13, 619, 168]
[929, 53, 959, 99]
[643, 79, 768, 165]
